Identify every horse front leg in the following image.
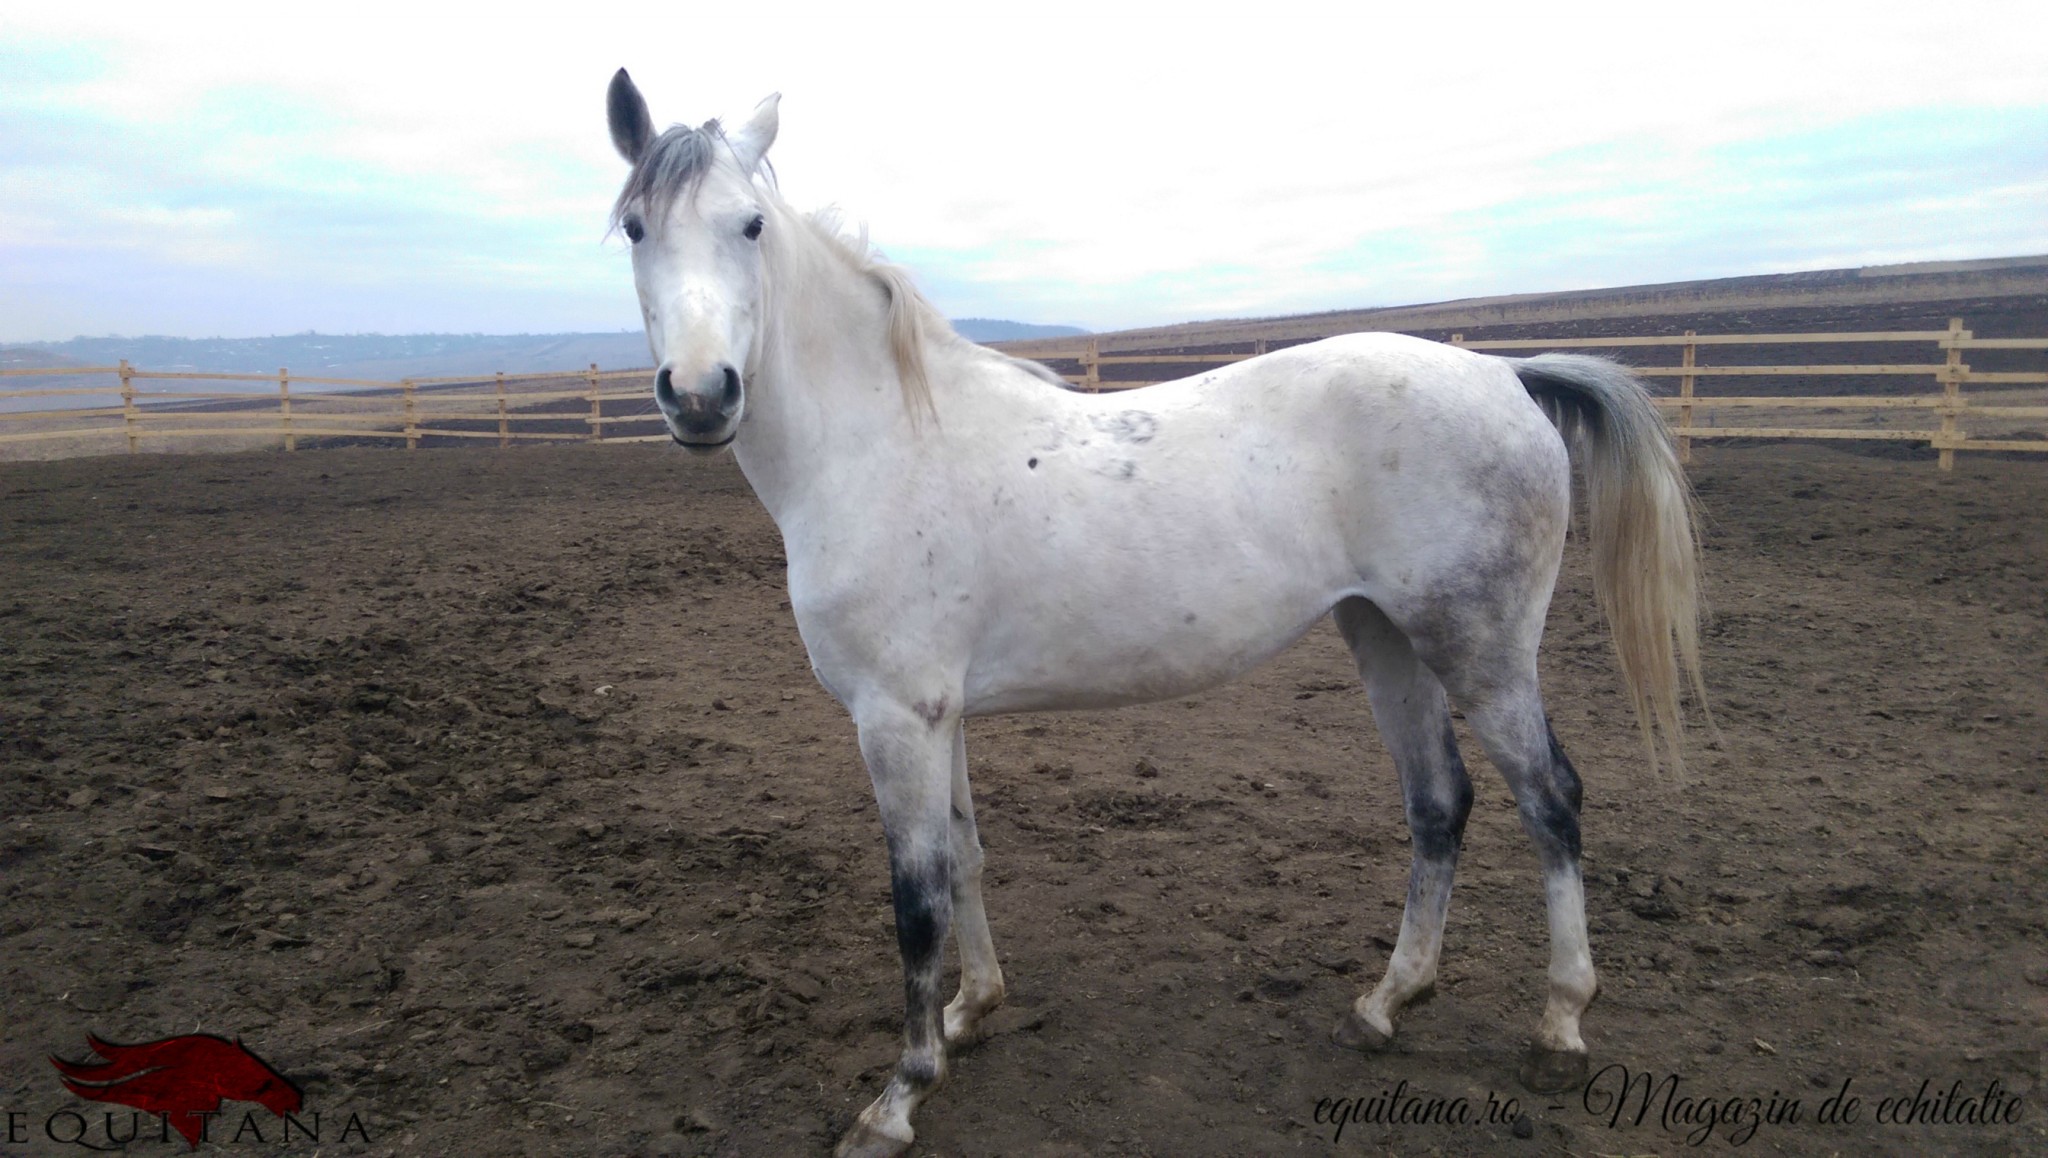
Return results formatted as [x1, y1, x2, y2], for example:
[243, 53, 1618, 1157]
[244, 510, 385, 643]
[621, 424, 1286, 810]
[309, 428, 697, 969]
[942, 720, 1005, 1046]
[837, 698, 959, 1158]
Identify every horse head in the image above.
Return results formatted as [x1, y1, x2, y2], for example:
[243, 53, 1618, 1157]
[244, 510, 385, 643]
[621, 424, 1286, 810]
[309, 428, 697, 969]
[607, 69, 780, 452]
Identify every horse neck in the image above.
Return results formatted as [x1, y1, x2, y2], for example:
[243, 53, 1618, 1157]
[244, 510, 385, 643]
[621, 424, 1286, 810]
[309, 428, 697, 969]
[735, 219, 931, 521]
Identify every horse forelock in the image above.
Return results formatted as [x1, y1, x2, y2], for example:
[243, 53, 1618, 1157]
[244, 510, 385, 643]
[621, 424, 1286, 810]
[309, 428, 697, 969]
[610, 119, 780, 234]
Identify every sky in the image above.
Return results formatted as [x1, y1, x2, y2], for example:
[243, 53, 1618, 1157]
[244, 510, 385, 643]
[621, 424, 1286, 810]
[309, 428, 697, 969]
[2, 1, 2045, 343]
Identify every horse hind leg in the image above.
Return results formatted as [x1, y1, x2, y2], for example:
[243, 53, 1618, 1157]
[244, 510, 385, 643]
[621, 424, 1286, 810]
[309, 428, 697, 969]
[1329, 597, 1474, 1052]
[942, 719, 1005, 1046]
[1460, 679, 1598, 1094]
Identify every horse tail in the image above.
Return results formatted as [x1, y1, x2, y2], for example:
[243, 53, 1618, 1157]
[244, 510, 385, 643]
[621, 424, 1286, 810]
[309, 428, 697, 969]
[1510, 353, 1709, 778]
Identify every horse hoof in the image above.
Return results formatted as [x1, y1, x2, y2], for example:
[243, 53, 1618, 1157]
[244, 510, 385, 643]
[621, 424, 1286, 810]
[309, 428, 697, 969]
[1330, 1009, 1392, 1052]
[834, 1122, 913, 1158]
[1518, 1044, 1588, 1094]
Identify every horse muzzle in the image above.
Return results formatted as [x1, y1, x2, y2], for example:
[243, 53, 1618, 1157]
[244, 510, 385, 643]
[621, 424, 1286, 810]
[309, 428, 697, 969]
[656, 362, 744, 447]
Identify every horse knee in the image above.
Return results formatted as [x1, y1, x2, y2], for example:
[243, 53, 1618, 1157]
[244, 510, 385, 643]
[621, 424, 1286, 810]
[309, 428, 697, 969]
[1408, 784, 1472, 861]
[1405, 746, 1473, 861]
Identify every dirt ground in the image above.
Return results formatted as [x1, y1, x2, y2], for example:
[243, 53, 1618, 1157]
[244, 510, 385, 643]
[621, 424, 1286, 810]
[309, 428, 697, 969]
[1, 436, 2043, 1157]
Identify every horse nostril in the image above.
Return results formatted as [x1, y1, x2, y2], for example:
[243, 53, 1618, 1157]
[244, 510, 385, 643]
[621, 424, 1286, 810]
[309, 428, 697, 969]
[654, 366, 679, 411]
[719, 364, 742, 410]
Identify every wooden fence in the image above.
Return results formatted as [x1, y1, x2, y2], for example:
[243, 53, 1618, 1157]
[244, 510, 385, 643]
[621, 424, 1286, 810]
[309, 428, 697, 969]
[6, 320, 2047, 468]
[0, 364, 671, 455]
[1002, 318, 2048, 470]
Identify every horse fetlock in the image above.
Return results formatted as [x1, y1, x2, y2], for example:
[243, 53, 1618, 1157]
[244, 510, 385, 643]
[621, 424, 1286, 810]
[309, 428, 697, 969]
[838, 1060, 939, 1158]
[1368, 968, 1436, 1014]
[943, 981, 1005, 1046]
[1552, 964, 1599, 1009]
[1538, 971, 1598, 1049]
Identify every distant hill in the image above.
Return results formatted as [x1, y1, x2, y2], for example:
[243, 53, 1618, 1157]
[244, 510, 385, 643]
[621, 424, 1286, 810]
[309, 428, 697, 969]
[948, 319, 1090, 343]
[1, 333, 655, 381]
[2, 320, 1090, 381]
[992, 255, 2048, 357]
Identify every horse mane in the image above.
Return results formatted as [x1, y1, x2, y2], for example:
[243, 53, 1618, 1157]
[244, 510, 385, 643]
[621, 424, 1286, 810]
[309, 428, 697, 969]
[781, 209, 950, 425]
[790, 217, 1077, 408]
[995, 351, 1080, 390]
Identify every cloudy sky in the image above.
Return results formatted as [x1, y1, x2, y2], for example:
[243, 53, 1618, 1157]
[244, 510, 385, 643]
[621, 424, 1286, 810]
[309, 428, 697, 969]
[3, 2, 2044, 343]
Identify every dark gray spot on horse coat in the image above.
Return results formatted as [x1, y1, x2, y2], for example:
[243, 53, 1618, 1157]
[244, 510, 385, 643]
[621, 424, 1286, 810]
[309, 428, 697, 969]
[1027, 457, 1038, 469]
[885, 844, 950, 1057]
[897, 1049, 942, 1090]
[1400, 489, 1557, 696]
[1526, 719, 1584, 860]
[913, 697, 949, 728]
[1091, 410, 1158, 444]
[1402, 718, 1473, 863]
[890, 855, 944, 964]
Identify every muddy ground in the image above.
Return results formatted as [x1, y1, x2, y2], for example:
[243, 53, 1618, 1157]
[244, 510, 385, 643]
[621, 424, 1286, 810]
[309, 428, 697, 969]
[1, 437, 2043, 1157]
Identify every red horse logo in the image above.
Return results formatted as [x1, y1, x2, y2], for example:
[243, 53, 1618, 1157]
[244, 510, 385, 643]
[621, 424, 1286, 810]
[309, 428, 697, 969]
[50, 1034, 303, 1149]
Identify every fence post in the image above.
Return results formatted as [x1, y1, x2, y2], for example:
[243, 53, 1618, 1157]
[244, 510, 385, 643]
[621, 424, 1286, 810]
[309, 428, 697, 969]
[1254, 338, 1268, 358]
[403, 379, 418, 449]
[1936, 317, 1971, 471]
[278, 367, 294, 451]
[119, 359, 138, 454]
[1449, 333, 1464, 348]
[1679, 331, 1696, 465]
[587, 362, 602, 442]
[1081, 338, 1101, 393]
[496, 372, 509, 447]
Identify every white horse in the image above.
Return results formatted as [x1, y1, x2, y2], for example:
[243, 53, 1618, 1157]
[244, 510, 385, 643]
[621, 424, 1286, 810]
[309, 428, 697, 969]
[603, 72, 1705, 1158]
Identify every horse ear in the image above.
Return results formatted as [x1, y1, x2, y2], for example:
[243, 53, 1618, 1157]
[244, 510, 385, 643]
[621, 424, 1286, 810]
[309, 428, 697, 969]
[608, 68, 655, 163]
[728, 93, 780, 172]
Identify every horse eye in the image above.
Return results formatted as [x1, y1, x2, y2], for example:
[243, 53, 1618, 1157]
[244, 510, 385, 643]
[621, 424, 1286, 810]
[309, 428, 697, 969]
[743, 215, 764, 241]
[623, 218, 645, 244]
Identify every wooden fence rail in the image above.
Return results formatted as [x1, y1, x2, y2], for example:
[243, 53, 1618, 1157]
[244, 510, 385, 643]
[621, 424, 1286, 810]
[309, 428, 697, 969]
[0, 363, 674, 454]
[6, 320, 2046, 467]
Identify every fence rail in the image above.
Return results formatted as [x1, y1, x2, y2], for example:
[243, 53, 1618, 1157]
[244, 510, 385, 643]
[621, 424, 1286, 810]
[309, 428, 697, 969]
[6, 319, 2046, 467]
[0, 363, 672, 455]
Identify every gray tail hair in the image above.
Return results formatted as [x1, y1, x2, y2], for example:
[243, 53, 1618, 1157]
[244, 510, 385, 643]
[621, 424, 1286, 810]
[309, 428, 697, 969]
[1512, 353, 1710, 778]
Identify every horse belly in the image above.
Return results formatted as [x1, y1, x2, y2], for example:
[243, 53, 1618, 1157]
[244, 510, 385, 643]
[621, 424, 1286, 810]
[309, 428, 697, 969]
[961, 578, 1343, 715]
